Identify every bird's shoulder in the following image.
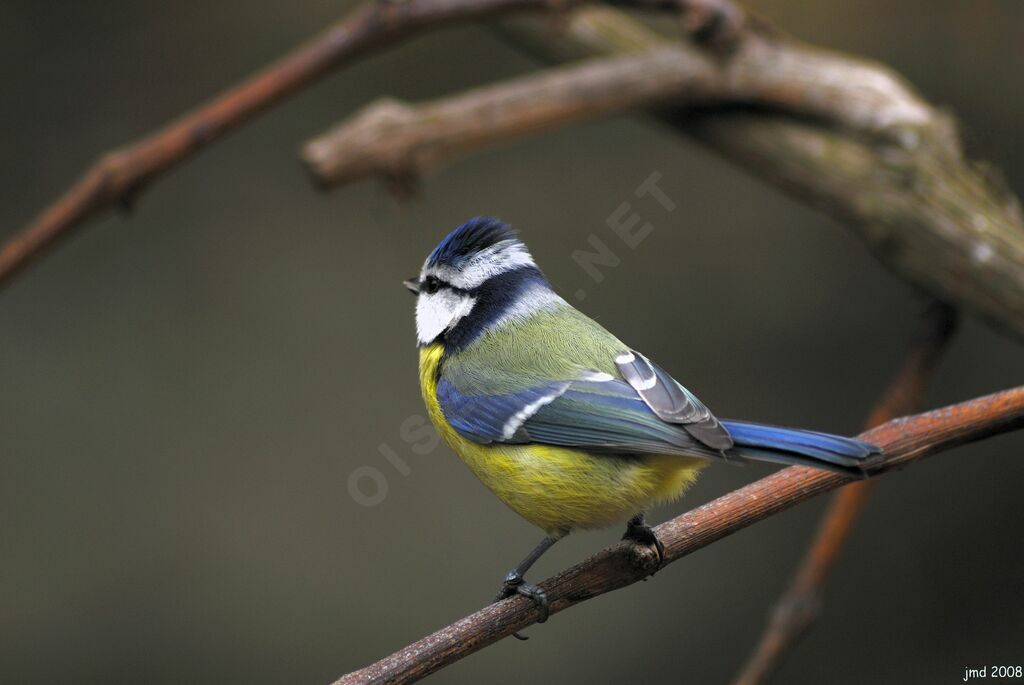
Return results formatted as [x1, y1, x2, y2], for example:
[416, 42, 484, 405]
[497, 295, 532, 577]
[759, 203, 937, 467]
[442, 303, 625, 394]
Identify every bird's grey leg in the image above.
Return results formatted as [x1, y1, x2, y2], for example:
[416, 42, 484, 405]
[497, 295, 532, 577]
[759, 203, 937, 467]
[622, 513, 666, 566]
[494, 535, 560, 639]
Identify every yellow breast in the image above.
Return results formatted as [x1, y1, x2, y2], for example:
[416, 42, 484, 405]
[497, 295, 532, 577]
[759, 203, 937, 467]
[419, 344, 706, 535]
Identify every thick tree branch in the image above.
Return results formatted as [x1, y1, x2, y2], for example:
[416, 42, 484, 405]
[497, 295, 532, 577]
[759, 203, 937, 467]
[503, 8, 1024, 339]
[731, 302, 958, 685]
[331, 385, 1024, 685]
[303, 25, 933, 185]
[302, 30, 933, 185]
[0, 0, 738, 289]
[303, 6, 1024, 339]
[9, 0, 1024, 345]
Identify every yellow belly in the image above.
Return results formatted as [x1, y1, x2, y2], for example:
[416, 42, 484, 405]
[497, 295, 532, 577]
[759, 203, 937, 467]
[420, 345, 706, 535]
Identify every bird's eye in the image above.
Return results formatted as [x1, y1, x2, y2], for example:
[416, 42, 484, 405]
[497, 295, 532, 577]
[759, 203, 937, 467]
[422, 276, 441, 294]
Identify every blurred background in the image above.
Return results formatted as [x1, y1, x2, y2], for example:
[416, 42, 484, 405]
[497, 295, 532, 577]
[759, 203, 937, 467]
[2, 1, 1022, 683]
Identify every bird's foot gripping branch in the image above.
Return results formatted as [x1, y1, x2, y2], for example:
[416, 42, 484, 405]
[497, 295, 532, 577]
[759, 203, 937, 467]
[333, 385, 1024, 685]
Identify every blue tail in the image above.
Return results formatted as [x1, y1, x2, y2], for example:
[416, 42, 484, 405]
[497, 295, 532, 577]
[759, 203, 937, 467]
[721, 420, 882, 476]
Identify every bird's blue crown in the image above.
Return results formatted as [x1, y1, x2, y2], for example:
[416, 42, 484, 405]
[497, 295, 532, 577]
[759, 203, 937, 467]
[414, 217, 558, 350]
[426, 217, 521, 269]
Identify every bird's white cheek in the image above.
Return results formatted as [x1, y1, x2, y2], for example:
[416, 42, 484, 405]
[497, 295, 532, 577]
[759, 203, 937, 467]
[416, 291, 476, 344]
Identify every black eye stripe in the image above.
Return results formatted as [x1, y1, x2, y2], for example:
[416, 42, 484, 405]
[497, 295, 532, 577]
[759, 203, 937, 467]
[421, 274, 470, 295]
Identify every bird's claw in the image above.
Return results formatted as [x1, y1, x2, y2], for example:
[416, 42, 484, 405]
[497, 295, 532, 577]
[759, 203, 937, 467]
[622, 520, 666, 567]
[494, 571, 550, 640]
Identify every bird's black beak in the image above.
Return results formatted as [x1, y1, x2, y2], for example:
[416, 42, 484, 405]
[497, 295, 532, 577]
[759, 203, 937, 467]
[403, 277, 420, 294]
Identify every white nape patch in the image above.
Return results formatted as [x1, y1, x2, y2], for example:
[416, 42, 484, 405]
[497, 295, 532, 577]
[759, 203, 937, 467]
[615, 352, 636, 364]
[428, 240, 536, 290]
[580, 371, 615, 382]
[501, 389, 564, 440]
[416, 289, 477, 344]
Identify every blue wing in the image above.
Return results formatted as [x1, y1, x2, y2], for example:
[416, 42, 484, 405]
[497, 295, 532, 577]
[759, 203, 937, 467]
[436, 373, 707, 456]
[435, 365, 881, 475]
[435, 377, 568, 444]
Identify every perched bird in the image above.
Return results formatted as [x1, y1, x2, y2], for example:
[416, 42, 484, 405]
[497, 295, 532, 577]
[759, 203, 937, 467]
[406, 216, 880, 629]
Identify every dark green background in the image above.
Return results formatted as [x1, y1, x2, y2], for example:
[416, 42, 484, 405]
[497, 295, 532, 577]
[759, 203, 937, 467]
[2, 1, 1022, 683]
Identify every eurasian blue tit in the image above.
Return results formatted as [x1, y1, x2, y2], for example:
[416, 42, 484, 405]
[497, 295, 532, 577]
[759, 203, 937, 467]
[405, 216, 880, 627]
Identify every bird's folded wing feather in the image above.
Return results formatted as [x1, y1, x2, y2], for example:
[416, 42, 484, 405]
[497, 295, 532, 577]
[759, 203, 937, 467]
[436, 372, 723, 457]
[615, 350, 733, 450]
[435, 305, 732, 454]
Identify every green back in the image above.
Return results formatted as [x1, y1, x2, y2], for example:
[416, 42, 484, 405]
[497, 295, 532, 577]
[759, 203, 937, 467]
[443, 304, 626, 394]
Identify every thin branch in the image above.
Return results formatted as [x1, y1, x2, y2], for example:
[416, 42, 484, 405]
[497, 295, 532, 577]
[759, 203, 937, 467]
[0, 0, 539, 286]
[302, 47, 723, 187]
[731, 302, 958, 685]
[331, 385, 1024, 685]
[0, 0, 740, 289]
[303, 26, 934, 186]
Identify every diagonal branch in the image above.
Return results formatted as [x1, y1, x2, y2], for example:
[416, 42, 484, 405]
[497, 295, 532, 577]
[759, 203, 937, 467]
[0, 0, 549, 287]
[731, 302, 958, 685]
[0, 0, 739, 288]
[331, 385, 1024, 685]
